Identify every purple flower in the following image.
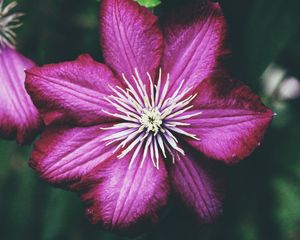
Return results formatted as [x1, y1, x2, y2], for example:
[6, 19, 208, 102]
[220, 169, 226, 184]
[0, 1, 41, 144]
[25, 0, 273, 232]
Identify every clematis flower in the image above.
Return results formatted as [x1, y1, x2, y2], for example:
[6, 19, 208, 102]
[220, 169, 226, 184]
[0, 0, 41, 144]
[25, 0, 273, 232]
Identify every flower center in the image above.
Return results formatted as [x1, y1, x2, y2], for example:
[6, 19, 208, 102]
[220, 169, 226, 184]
[140, 108, 162, 134]
[102, 68, 202, 169]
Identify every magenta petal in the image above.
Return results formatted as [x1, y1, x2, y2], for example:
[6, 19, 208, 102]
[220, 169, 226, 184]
[25, 54, 121, 126]
[161, 1, 227, 95]
[0, 45, 41, 144]
[182, 78, 273, 164]
[80, 151, 169, 231]
[29, 124, 119, 188]
[170, 148, 224, 223]
[100, 0, 163, 86]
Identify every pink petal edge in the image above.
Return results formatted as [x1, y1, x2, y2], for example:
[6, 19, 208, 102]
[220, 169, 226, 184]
[170, 146, 224, 223]
[183, 77, 273, 164]
[0, 45, 41, 144]
[29, 123, 121, 189]
[25, 54, 122, 126]
[79, 148, 169, 232]
[161, 0, 227, 96]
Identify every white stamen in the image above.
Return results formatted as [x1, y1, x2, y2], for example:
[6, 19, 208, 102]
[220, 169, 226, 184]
[154, 68, 162, 106]
[134, 68, 152, 109]
[100, 122, 139, 130]
[110, 95, 137, 113]
[168, 126, 199, 140]
[0, 1, 23, 48]
[157, 75, 169, 109]
[165, 121, 191, 126]
[154, 137, 160, 169]
[102, 110, 140, 123]
[102, 69, 201, 168]
[102, 128, 137, 141]
[111, 130, 142, 154]
[165, 129, 179, 143]
[149, 140, 156, 167]
[165, 105, 194, 119]
[140, 134, 152, 168]
[104, 97, 140, 119]
[157, 134, 167, 158]
[164, 132, 185, 155]
[171, 111, 202, 121]
[147, 72, 155, 108]
[122, 74, 144, 107]
[118, 133, 145, 159]
[129, 140, 144, 169]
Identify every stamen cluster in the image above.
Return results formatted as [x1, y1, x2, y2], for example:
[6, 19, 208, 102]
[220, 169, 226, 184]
[0, 1, 23, 48]
[140, 108, 162, 134]
[102, 69, 202, 169]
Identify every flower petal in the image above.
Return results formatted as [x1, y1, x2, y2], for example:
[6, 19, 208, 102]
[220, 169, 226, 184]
[0, 45, 41, 144]
[169, 147, 224, 223]
[80, 150, 169, 231]
[25, 54, 121, 126]
[100, 0, 163, 86]
[161, 1, 227, 95]
[29, 124, 119, 189]
[30, 123, 169, 231]
[181, 78, 273, 164]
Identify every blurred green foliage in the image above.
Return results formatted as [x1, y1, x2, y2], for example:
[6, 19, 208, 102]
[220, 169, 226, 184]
[1, 0, 300, 239]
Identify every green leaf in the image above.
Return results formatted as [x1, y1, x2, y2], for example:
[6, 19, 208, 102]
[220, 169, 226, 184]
[0, 141, 15, 185]
[4, 147, 38, 240]
[241, 0, 300, 88]
[273, 177, 300, 239]
[136, 0, 161, 8]
[221, 0, 300, 90]
[41, 190, 78, 240]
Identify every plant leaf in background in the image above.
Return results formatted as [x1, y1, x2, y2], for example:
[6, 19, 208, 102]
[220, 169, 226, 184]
[243, 0, 300, 88]
[136, 0, 161, 8]
[220, 0, 300, 89]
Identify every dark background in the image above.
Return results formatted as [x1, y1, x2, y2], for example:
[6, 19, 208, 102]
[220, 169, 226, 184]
[1, 0, 300, 239]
